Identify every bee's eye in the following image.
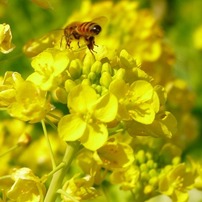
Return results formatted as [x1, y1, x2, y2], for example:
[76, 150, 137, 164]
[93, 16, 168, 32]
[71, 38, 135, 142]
[91, 25, 101, 35]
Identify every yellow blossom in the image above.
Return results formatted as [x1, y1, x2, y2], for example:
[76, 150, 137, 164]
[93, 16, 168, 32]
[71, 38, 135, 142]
[7, 168, 45, 201]
[110, 165, 140, 190]
[61, 175, 100, 202]
[0, 72, 53, 122]
[0, 23, 15, 53]
[159, 164, 196, 202]
[0, 71, 23, 107]
[28, 48, 70, 91]
[125, 111, 177, 138]
[58, 84, 118, 150]
[93, 135, 134, 170]
[77, 149, 106, 185]
[110, 78, 159, 124]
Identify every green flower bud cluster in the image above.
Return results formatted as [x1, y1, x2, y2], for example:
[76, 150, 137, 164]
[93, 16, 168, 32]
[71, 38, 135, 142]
[134, 149, 159, 195]
[65, 53, 116, 96]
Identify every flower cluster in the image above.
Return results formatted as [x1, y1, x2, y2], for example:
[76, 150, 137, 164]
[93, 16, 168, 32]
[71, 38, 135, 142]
[0, 1, 199, 202]
[0, 71, 53, 123]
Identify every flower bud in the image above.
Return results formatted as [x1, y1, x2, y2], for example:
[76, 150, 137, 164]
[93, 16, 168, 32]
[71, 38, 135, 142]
[68, 59, 82, 79]
[65, 79, 76, 94]
[101, 63, 113, 75]
[100, 71, 112, 88]
[91, 61, 102, 74]
[55, 87, 67, 104]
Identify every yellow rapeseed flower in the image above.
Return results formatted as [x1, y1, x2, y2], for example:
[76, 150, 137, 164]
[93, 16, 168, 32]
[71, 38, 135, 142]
[0, 23, 15, 53]
[0, 72, 23, 107]
[94, 135, 134, 170]
[61, 174, 100, 202]
[7, 168, 45, 201]
[110, 78, 159, 124]
[0, 71, 53, 123]
[58, 84, 118, 150]
[28, 48, 69, 91]
[159, 164, 196, 202]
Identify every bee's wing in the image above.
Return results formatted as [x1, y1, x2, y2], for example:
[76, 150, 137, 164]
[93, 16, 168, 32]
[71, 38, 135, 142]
[23, 29, 63, 57]
[91, 16, 108, 26]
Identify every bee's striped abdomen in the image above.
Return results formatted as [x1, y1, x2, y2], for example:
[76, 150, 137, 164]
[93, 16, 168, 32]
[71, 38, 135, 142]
[77, 22, 101, 36]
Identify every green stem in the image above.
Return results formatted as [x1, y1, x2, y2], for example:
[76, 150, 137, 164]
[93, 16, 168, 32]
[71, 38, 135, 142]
[0, 145, 19, 158]
[44, 141, 80, 202]
[47, 112, 61, 121]
[41, 162, 65, 183]
[41, 120, 56, 169]
[45, 117, 58, 130]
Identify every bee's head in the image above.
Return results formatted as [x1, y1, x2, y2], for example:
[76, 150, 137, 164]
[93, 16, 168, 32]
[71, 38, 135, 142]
[91, 24, 102, 35]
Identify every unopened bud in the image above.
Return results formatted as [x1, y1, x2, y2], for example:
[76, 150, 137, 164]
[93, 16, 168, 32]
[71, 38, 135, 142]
[17, 133, 31, 146]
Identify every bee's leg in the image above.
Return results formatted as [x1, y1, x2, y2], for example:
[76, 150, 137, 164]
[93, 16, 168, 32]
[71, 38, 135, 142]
[77, 41, 81, 48]
[64, 28, 72, 49]
[72, 31, 81, 48]
[93, 40, 98, 48]
[67, 39, 71, 49]
[86, 36, 97, 53]
[84, 36, 96, 59]
[66, 41, 71, 49]
[64, 35, 71, 49]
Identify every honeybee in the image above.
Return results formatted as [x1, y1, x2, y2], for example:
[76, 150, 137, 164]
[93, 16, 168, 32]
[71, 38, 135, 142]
[62, 16, 107, 52]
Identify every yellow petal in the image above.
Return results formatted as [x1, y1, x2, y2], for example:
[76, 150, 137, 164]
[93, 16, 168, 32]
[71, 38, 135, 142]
[129, 80, 154, 102]
[94, 93, 118, 122]
[81, 123, 108, 151]
[129, 103, 155, 124]
[58, 115, 86, 141]
[68, 84, 98, 113]
[109, 79, 128, 100]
